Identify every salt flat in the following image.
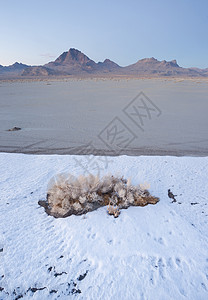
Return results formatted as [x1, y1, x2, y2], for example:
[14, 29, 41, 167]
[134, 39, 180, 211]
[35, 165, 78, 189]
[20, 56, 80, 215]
[0, 153, 208, 299]
[0, 78, 208, 156]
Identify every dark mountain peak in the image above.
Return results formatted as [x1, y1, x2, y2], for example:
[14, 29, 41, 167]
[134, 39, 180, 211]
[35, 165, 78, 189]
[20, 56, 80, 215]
[148, 57, 158, 62]
[13, 62, 21, 66]
[103, 59, 114, 64]
[101, 59, 120, 66]
[161, 59, 179, 68]
[11, 62, 29, 69]
[137, 57, 159, 64]
[0, 62, 29, 74]
[97, 58, 121, 72]
[171, 59, 177, 65]
[135, 57, 179, 68]
[170, 59, 179, 67]
[54, 48, 93, 65]
[145, 57, 158, 61]
[45, 48, 97, 74]
[68, 48, 85, 58]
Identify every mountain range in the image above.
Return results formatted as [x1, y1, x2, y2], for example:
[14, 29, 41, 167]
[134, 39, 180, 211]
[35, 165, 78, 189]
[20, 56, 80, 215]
[0, 48, 208, 78]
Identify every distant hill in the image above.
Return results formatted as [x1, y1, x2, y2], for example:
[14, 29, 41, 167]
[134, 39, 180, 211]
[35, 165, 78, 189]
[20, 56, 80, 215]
[122, 57, 203, 77]
[0, 62, 30, 77]
[0, 48, 207, 78]
[97, 59, 121, 73]
[21, 66, 60, 76]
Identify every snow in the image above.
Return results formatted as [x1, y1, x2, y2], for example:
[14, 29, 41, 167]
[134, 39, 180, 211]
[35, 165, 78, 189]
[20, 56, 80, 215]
[0, 153, 208, 299]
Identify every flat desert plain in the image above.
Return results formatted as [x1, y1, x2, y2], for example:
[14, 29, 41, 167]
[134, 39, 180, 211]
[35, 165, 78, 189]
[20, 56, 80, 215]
[0, 78, 207, 156]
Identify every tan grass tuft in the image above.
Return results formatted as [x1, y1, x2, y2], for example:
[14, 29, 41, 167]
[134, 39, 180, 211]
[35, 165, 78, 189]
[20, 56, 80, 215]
[40, 174, 159, 218]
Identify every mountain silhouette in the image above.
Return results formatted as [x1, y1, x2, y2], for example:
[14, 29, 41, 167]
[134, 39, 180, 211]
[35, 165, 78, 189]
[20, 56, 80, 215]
[0, 48, 207, 78]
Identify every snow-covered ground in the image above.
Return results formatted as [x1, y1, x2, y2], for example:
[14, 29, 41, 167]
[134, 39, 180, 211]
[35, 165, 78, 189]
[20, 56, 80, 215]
[0, 153, 208, 300]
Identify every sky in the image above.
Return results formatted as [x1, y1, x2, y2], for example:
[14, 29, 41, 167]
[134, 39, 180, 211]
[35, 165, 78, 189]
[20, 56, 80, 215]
[0, 0, 208, 68]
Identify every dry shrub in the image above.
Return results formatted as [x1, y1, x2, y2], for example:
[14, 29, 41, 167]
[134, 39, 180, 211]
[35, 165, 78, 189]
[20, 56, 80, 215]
[39, 174, 159, 218]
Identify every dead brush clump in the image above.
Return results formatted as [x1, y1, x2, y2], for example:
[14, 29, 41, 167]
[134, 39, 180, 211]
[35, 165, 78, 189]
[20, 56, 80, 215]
[39, 174, 159, 218]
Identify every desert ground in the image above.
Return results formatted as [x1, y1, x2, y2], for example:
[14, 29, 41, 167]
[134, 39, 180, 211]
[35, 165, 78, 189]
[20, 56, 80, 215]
[0, 78, 208, 156]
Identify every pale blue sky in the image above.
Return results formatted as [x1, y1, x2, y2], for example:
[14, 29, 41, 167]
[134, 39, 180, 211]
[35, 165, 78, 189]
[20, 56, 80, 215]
[0, 0, 207, 68]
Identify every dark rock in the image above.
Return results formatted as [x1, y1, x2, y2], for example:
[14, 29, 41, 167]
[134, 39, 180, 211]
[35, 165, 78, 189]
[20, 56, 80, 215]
[7, 127, 21, 131]
[50, 290, 57, 294]
[168, 189, 177, 203]
[71, 288, 81, 294]
[38, 200, 49, 210]
[28, 287, 46, 293]
[77, 270, 88, 281]
[54, 271, 67, 277]
[15, 295, 23, 300]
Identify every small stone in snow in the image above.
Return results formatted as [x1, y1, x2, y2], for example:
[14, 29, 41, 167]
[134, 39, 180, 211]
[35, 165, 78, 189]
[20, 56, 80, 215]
[50, 290, 57, 294]
[77, 271, 88, 281]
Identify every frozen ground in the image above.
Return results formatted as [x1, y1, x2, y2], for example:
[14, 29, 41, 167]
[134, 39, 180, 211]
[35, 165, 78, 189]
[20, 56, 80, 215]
[0, 153, 208, 300]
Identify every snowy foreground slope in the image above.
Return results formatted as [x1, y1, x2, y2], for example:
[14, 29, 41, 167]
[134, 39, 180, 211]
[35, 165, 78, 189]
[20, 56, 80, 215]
[0, 153, 208, 300]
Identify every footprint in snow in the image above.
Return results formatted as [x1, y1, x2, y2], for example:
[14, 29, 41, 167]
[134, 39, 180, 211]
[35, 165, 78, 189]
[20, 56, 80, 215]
[158, 258, 166, 280]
